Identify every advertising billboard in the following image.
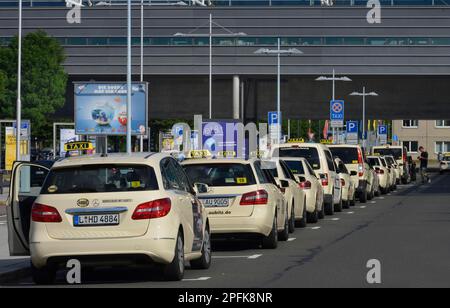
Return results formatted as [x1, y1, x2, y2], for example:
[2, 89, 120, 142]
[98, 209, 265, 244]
[74, 82, 148, 136]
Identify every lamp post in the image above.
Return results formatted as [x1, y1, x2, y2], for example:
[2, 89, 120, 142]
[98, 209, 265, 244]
[349, 87, 379, 148]
[254, 38, 302, 145]
[16, 0, 22, 161]
[315, 69, 351, 143]
[174, 14, 246, 119]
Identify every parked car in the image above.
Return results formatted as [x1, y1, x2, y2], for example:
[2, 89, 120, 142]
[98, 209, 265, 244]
[334, 157, 356, 208]
[372, 145, 410, 184]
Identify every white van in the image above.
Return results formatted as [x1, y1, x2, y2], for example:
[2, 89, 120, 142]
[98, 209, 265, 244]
[271, 143, 341, 215]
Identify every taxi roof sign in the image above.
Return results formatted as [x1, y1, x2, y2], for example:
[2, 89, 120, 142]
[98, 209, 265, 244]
[217, 151, 237, 158]
[320, 139, 333, 145]
[64, 141, 93, 152]
[287, 138, 305, 143]
[188, 150, 212, 159]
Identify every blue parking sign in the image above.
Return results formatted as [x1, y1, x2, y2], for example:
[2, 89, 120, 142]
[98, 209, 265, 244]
[378, 125, 388, 136]
[346, 121, 358, 133]
[268, 111, 281, 125]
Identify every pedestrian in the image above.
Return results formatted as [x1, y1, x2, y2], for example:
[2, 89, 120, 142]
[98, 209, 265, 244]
[418, 146, 430, 184]
[437, 151, 443, 162]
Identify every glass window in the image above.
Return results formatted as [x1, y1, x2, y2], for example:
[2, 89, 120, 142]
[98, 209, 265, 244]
[161, 158, 184, 191]
[385, 37, 408, 45]
[172, 37, 193, 45]
[343, 37, 365, 45]
[436, 120, 450, 128]
[367, 158, 381, 168]
[171, 159, 193, 193]
[402, 120, 419, 128]
[257, 37, 278, 45]
[403, 141, 419, 153]
[435, 142, 450, 154]
[409, 37, 430, 45]
[373, 148, 403, 160]
[325, 150, 336, 172]
[277, 147, 321, 170]
[325, 37, 344, 45]
[88, 37, 107, 45]
[367, 38, 387, 45]
[41, 164, 158, 194]
[66, 37, 87, 45]
[301, 37, 322, 45]
[213, 37, 235, 46]
[281, 37, 301, 46]
[329, 147, 360, 165]
[193, 37, 209, 46]
[237, 37, 258, 46]
[151, 37, 171, 45]
[431, 38, 450, 45]
[109, 37, 127, 45]
[183, 163, 257, 187]
[284, 160, 306, 175]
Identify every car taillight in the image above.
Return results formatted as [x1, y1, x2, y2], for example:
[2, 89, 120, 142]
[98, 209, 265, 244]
[375, 169, 385, 175]
[321, 174, 329, 186]
[132, 198, 171, 220]
[299, 181, 312, 190]
[341, 179, 346, 186]
[357, 148, 365, 177]
[31, 203, 62, 223]
[240, 190, 268, 206]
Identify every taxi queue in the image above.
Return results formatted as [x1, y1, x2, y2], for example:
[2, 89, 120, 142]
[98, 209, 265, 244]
[5, 139, 411, 284]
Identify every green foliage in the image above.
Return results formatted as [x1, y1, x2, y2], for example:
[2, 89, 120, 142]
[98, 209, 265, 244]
[0, 30, 67, 142]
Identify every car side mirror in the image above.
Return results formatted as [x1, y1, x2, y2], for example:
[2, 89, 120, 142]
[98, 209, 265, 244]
[280, 179, 290, 188]
[350, 171, 357, 176]
[194, 183, 209, 194]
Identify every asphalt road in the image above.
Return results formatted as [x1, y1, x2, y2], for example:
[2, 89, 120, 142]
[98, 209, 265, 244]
[3, 173, 450, 288]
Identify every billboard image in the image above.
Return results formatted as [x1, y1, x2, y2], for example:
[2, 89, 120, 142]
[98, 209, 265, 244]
[74, 82, 148, 135]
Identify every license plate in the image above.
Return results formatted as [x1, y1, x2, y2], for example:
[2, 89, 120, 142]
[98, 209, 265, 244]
[74, 214, 120, 227]
[201, 198, 231, 208]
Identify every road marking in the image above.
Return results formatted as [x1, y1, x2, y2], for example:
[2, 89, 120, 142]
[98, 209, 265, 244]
[0, 222, 6, 225]
[287, 238, 296, 242]
[325, 218, 340, 221]
[212, 254, 262, 260]
[308, 226, 321, 230]
[370, 201, 376, 204]
[182, 277, 211, 282]
[0, 215, 6, 218]
[359, 206, 367, 209]
[346, 211, 355, 214]
[378, 197, 385, 200]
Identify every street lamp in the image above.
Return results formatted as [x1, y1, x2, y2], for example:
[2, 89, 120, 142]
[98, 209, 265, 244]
[16, 0, 22, 160]
[174, 14, 246, 119]
[349, 87, 379, 148]
[315, 69, 352, 143]
[254, 38, 303, 145]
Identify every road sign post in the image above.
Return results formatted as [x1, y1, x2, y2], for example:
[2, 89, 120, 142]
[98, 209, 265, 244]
[378, 125, 388, 145]
[346, 120, 359, 145]
[268, 111, 282, 145]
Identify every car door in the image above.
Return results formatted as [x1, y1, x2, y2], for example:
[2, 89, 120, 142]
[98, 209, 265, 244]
[7, 162, 50, 256]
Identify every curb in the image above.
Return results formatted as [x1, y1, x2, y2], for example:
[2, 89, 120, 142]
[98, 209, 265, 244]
[0, 262, 30, 284]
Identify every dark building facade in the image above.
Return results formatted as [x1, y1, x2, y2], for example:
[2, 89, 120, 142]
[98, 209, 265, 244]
[1, 1, 450, 120]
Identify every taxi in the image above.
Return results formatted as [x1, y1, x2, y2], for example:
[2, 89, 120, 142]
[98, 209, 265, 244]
[6, 153, 211, 284]
[334, 157, 356, 209]
[270, 141, 341, 216]
[260, 159, 307, 231]
[282, 157, 325, 222]
[440, 154, 450, 174]
[181, 158, 288, 248]
[367, 155, 392, 194]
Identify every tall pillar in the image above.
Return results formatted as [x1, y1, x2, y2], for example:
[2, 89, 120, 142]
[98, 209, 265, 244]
[233, 75, 240, 120]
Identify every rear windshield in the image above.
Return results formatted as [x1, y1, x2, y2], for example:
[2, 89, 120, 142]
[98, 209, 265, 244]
[329, 147, 360, 165]
[373, 148, 402, 160]
[385, 157, 396, 166]
[444, 157, 450, 162]
[41, 164, 159, 194]
[278, 147, 321, 170]
[183, 163, 256, 187]
[367, 158, 380, 167]
[284, 161, 306, 175]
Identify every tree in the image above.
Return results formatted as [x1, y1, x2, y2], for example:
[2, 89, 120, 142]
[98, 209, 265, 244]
[0, 30, 67, 143]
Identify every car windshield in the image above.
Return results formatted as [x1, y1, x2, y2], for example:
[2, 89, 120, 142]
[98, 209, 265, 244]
[284, 160, 306, 175]
[329, 147, 359, 165]
[367, 158, 380, 167]
[386, 157, 396, 166]
[183, 163, 256, 187]
[41, 164, 159, 194]
[374, 148, 402, 160]
[277, 147, 321, 170]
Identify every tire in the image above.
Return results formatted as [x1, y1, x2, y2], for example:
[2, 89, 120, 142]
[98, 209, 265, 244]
[334, 198, 343, 212]
[324, 200, 334, 215]
[31, 263, 57, 285]
[262, 215, 278, 249]
[342, 200, 350, 209]
[288, 202, 295, 234]
[307, 209, 319, 224]
[190, 225, 212, 270]
[367, 189, 374, 200]
[278, 208, 289, 241]
[350, 194, 356, 207]
[164, 231, 185, 281]
[375, 188, 381, 197]
[359, 189, 368, 203]
[318, 201, 325, 219]
[296, 202, 307, 228]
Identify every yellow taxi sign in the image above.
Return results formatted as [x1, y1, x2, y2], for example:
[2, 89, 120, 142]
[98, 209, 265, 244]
[64, 141, 93, 152]
[320, 139, 333, 145]
[444, 153, 450, 157]
[250, 150, 265, 158]
[189, 150, 211, 159]
[217, 151, 236, 158]
[287, 138, 305, 143]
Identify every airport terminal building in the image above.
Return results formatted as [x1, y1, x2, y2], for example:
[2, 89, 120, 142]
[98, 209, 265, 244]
[1, 0, 450, 121]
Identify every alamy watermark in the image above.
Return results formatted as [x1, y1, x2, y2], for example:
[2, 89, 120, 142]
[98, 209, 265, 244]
[366, 259, 382, 284]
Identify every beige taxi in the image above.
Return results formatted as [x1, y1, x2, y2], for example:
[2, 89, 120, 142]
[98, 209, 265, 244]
[6, 153, 211, 284]
[182, 158, 288, 248]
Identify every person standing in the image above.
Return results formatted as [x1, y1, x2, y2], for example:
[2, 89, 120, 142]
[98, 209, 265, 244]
[418, 146, 430, 184]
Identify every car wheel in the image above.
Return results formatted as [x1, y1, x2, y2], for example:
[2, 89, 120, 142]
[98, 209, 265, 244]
[164, 231, 185, 281]
[334, 198, 343, 212]
[307, 208, 319, 224]
[296, 201, 308, 227]
[324, 199, 334, 215]
[359, 189, 368, 203]
[278, 208, 289, 241]
[342, 199, 350, 209]
[288, 202, 295, 233]
[350, 194, 356, 206]
[318, 200, 325, 219]
[262, 215, 278, 249]
[190, 225, 212, 270]
[31, 263, 57, 285]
